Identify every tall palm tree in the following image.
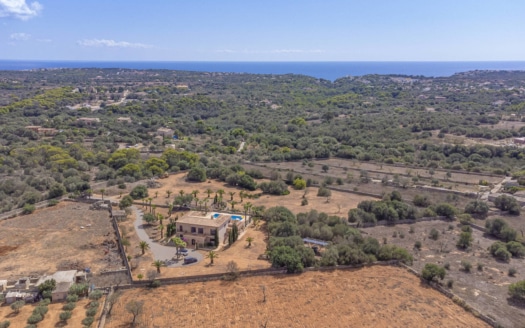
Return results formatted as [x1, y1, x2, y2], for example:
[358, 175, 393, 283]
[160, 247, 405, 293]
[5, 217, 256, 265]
[206, 251, 219, 265]
[158, 224, 164, 239]
[230, 200, 237, 211]
[138, 241, 150, 255]
[100, 189, 106, 200]
[229, 191, 236, 201]
[243, 202, 252, 218]
[206, 188, 213, 198]
[168, 204, 174, 217]
[152, 260, 166, 273]
[246, 236, 254, 247]
[191, 190, 199, 198]
[166, 190, 172, 198]
[239, 190, 244, 203]
[217, 189, 225, 199]
[179, 190, 185, 197]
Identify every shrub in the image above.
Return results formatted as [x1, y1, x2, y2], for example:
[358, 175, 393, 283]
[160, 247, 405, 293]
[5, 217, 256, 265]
[464, 200, 489, 218]
[414, 241, 422, 250]
[456, 231, 473, 249]
[81, 317, 94, 327]
[33, 305, 48, 316]
[507, 241, 525, 258]
[88, 290, 103, 300]
[509, 267, 517, 277]
[447, 280, 454, 288]
[301, 198, 308, 206]
[10, 300, 25, 314]
[422, 263, 446, 281]
[129, 185, 148, 200]
[89, 301, 99, 309]
[409, 226, 415, 234]
[444, 262, 450, 270]
[413, 195, 431, 207]
[461, 260, 472, 273]
[63, 302, 76, 311]
[0, 321, 10, 328]
[317, 187, 331, 197]
[477, 263, 484, 271]
[434, 203, 457, 219]
[86, 307, 97, 317]
[26, 314, 43, 325]
[293, 178, 307, 190]
[509, 280, 525, 301]
[494, 247, 512, 262]
[22, 203, 36, 214]
[429, 228, 439, 240]
[59, 311, 71, 322]
[66, 294, 79, 303]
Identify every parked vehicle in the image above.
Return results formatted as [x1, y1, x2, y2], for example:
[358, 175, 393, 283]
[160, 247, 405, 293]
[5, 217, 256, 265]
[184, 257, 198, 264]
[179, 248, 189, 256]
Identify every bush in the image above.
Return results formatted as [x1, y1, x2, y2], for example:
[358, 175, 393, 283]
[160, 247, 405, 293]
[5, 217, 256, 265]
[129, 185, 148, 200]
[494, 247, 512, 262]
[89, 301, 99, 309]
[33, 305, 48, 316]
[429, 228, 439, 240]
[447, 280, 454, 288]
[0, 321, 10, 328]
[414, 241, 422, 250]
[477, 263, 484, 271]
[509, 267, 517, 277]
[88, 290, 103, 300]
[509, 280, 525, 301]
[461, 260, 472, 273]
[86, 307, 97, 317]
[186, 166, 207, 182]
[63, 302, 76, 311]
[456, 231, 473, 249]
[81, 316, 94, 327]
[422, 263, 446, 281]
[59, 311, 71, 322]
[66, 294, 79, 303]
[26, 314, 43, 325]
[507, 241, 525, 258]
[317, 187, 331, 197]
[22, 203, 36, 214]
[464, 200, 489, 218]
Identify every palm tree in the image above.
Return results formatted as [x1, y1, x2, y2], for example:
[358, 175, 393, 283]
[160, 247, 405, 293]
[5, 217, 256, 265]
[152, 260, 166, 274]
[206, 188, 213, 198]
[243, 202, 252, 218]
[239, 190, 244, 202]
[158, 224, 164, 239]
[217, 189, 225, 199]
[246, 236, 254, 247]
[155, 191, 159, 198]
[100, 189, 106, 200]
[194, 196, 199, 207]
[138, 241, 150, 255]
[166, 190, 172, 198]
[142, 198, 146, 208]
[229, 191, 236, 201]
[230, 200, 237, 211]
[191, 190, 199, 198]
[147, 198, 153, 212]
[157, 213, 164, 226]
[167, 204, 174, 217]
[179, 190, 185, 197]
[152, 204, 157, 216]
[206, 250, 219, 265]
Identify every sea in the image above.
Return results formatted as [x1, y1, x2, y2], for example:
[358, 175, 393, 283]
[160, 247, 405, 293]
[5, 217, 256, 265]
[1, 61, 525, 81]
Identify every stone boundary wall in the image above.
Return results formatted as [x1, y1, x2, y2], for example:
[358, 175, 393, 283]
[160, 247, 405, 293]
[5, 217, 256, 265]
[358, 216, 450, 228]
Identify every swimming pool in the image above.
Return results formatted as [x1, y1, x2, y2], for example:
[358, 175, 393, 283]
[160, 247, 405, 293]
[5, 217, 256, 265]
[212, 213, 220, 219]
[231, 215, 243, 221]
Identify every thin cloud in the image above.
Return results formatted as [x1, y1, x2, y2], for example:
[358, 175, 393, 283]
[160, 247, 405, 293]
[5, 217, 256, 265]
[0, 0, 42, 20]
[10, 32, 30, 40]
[77, 39, 152, 49]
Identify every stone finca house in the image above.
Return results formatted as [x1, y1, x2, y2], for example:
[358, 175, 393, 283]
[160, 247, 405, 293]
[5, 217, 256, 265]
[36, 270, 86, 302]
[176, 211, 246, 248]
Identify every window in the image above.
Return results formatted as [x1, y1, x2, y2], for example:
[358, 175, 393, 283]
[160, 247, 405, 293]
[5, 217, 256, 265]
[198, 228, 204, 234]
[179, 225, 183, 232]
[191, 227, 196, 233]
[210, 229, 217, 235]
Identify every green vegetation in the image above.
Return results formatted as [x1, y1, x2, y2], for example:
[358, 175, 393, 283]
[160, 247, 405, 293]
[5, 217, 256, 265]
[509, 280, 525, 301]
[422, 263, 446, 282]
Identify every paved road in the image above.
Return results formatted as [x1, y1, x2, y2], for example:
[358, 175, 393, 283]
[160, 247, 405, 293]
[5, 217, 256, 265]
[132, 207, 202, 267]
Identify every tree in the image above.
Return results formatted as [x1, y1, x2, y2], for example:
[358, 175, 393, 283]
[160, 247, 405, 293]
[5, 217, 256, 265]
[119, 195, 134, 209]
[166, 190, 172, 198]
[171, 236, 186, 257]
[229, 191, 236, 201]
[130, 185, 148, 200]
[106, 290, 122, 316]
[422, 263, 446, 282]
[269, 246, 304, 273]
[48, 183, 66, 199]
[322, 164, 329, 173]
[206, 250, 219, 265]
[143, 213, 156, 225]
[138, 241, 150, 255]
[187, 166, 207, 182]
[38, 279, 56, 294]
[434, 203, 457, 219]
[152, 260, 166, 273]
[246, 236, 254, 247]
[293, 178, 307, 190]
[495, 194, 520, 215]
[464, 200, 489, 218]
[59, 311, 72, 322]
[456, 231, 473, 249]
[125, 300, 144, 326]
[10, 300, 25, 314]
[509, 280, 525, 301]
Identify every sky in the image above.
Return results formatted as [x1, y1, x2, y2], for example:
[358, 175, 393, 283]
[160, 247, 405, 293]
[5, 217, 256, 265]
[1, 0, 524, 61]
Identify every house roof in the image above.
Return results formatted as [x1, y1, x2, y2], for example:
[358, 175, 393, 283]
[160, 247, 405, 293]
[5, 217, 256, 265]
[54, 281, 73, 293]
[36, 270, 77, 286]
[177, 211, 231, 228]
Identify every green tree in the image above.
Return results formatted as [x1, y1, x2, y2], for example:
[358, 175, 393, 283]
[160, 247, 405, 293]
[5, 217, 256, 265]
[457, 231, 473, 249]
[269, 246, 304, 273]
[152, 260, 166, 273]
[422, 263, 446, 282]
[509, 280, 525, 301]
[206, 250, 219, 265]
[434, 203, 457, 219]
[187, 166, 207, 182]
[138, 241, 150, 255]
[464, 200, 489, 218]
[171, 236, 187, 257]
[119, 195, 134, 209]
[246, 236, 254, 247]
[293, 178, 307, 190]
[322, 164, 329, 173]
[125, 300, 144, 326]
[130, 185, 148, 200]
[10, 300, 25, 314]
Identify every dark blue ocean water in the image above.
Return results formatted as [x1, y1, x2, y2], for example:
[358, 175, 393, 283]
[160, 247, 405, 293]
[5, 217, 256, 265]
[1, 61, 525, 81]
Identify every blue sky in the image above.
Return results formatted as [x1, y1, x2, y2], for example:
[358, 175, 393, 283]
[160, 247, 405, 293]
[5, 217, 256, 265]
[1, 0, 524, 61]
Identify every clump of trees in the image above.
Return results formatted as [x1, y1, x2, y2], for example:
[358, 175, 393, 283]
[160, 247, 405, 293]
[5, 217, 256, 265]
[494, 194, 521, 215]
[485, 218, 518, 242]
[348, 192, 416, 225]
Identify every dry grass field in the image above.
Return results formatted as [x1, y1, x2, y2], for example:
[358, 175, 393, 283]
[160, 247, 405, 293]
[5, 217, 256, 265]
[105, 266, 490, 328]
[0, 298, 93, 328]
[0, 202, 121, 280]
[142, 172, 376, 216]
[362, 220, 525, 327]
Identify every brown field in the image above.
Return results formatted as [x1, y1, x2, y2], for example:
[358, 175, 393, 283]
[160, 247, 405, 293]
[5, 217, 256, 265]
[141, 172, 376, 216]
[362, 220, 525, 327]
[0, 298, 93, 328]
[0, 202, 121, 280]
[105, 266, 490, 328]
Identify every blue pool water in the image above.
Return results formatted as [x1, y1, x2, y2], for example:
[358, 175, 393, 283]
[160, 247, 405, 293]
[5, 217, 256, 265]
[231, 215, 243, 221]
[212, 213, 220, 219]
